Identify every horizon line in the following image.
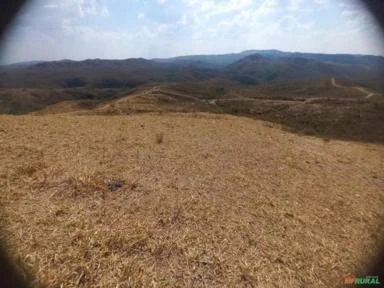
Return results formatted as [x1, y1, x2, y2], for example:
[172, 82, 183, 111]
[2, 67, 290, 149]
[2, 48, 384, 66]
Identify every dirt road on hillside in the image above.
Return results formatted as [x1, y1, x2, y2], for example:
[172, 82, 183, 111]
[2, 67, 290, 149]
[331, 77, 375, 99]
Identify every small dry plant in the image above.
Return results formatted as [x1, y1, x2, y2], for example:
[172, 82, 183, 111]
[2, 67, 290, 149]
[155, 132, 164, 144]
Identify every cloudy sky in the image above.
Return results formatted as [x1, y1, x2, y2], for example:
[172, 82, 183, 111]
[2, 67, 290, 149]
[1, 0, 383, 64]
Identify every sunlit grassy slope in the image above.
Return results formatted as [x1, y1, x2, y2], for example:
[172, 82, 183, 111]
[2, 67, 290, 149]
[0, 113, 383, 287]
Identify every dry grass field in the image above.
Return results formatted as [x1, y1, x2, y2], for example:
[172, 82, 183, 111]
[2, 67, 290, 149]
[28, 78, 384, 144]
[0, 112, 383, 287]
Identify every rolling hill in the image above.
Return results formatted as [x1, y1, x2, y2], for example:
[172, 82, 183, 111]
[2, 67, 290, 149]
[225, 54, 379, 84]
[0, 58, 217, 88]
[0, 49, 383, 287]
[1, 112, 383, 287]
[153, 49, 384, 66]
[21, 77, 383, 144]
[1, 50, 383, 89]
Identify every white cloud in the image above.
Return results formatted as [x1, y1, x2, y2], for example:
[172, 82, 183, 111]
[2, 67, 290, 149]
[208, 0, 253, 17]
[41, 0, 110, 18]
[313, 0, 329, 5]
[288, 0, 305, 11]
[341, 9, 375, 30]
[182, 0, 253, 17]
[178, 14, 188, 25]
[43, 3, 59, 8]
[257, 0, 278, 15]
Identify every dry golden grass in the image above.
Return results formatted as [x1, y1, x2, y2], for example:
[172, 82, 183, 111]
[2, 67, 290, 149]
[29, 82, 384, 144]
[0, 112, 383, 287]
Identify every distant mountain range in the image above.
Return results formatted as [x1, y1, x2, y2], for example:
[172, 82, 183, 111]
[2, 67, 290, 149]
[154, 49, 384, 67]
[1, 50, 383, 88]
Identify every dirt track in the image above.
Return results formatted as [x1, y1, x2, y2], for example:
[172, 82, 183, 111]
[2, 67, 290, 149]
[331, 77, 376, 99]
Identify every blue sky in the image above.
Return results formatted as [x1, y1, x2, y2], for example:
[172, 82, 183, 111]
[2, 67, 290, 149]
[1, 0, 383, 64]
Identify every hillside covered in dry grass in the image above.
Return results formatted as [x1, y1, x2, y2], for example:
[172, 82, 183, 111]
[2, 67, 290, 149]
[28, 77, 383, 144]
[1, 50, 384, 287]
[0, 113, 383, 287]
